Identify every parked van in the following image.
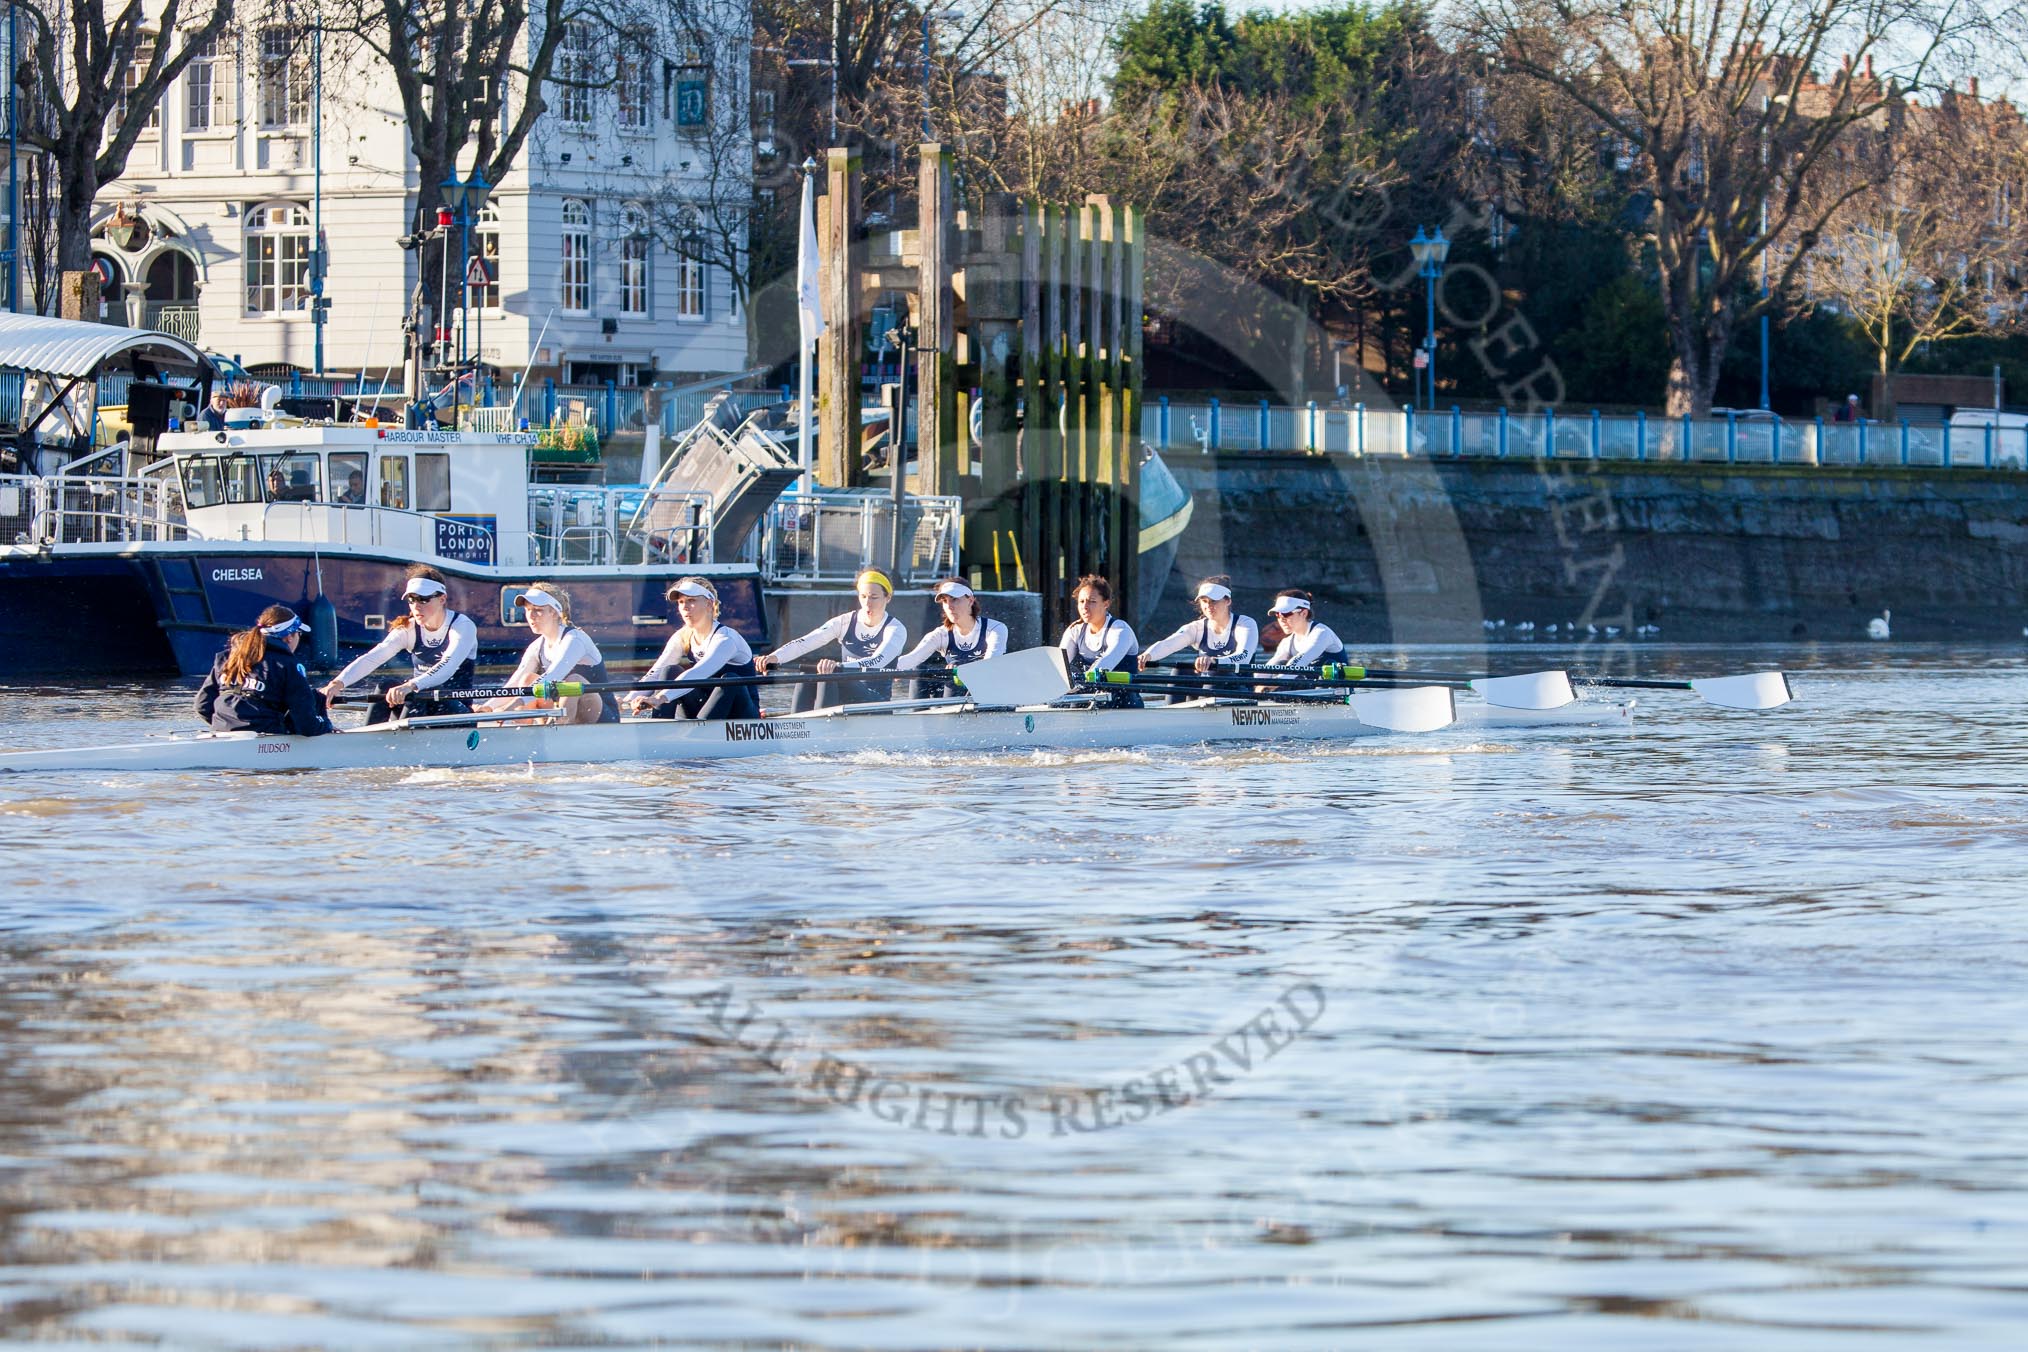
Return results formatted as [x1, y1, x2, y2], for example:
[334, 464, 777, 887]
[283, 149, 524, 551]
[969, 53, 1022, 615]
[1946, 408, 2028, 465]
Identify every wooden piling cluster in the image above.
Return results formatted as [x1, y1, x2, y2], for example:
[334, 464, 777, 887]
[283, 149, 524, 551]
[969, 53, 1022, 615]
[813, 145, 1144, 631]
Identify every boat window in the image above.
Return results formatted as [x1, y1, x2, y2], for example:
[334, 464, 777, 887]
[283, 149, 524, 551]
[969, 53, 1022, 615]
[180, 453, 264, 508]
[415, 453, 451, 512]
[260, 453, 321, 502]
[330, 453, 368, 505]
[378, 455, 409, 510]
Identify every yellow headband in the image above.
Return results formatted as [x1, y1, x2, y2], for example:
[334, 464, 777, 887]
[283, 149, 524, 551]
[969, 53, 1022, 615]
[857, 569, 893, 595]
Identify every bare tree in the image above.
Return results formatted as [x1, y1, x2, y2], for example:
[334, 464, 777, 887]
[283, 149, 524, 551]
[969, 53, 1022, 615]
[1799, 88, 2028, 376]
[317, 1, 611, 233]
[14, 0, 235, 274]
[1461, 0, 2005, 415]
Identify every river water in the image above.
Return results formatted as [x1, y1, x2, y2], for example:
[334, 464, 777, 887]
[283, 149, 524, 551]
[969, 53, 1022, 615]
[1, 643, 2024, 1347]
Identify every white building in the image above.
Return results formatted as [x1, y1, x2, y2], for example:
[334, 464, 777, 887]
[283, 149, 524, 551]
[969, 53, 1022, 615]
[91, 6, 752, 391]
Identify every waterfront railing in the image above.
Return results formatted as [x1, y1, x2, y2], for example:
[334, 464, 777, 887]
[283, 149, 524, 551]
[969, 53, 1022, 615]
[1145, 398, 2028, 469]
[752, 491, 963, 586]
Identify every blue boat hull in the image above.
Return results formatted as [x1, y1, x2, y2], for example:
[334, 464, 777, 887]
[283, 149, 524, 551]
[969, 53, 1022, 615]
[0, 547, 769, 680]
[0, 555, 177, 675]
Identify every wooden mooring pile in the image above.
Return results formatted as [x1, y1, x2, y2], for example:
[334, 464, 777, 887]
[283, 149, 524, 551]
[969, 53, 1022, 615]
[813, 144, 1145, 628]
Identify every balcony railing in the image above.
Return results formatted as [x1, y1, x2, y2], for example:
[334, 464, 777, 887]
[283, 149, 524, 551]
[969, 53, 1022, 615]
[146, 303, 200, 344]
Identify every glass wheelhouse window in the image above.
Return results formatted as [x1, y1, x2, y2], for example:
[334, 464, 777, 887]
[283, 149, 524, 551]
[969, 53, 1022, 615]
[330, 453, 368, 504]
[260, 453, 322, 501]
[416, 454, 452, 512]
[377, 456, 409, 510]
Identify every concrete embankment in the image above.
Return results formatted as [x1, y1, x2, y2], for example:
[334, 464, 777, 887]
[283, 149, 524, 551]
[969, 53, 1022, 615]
[1154, 453, 2028, 642]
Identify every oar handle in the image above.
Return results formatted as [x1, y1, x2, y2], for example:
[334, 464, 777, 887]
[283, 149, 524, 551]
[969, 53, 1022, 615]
[333, 667, 918, 706]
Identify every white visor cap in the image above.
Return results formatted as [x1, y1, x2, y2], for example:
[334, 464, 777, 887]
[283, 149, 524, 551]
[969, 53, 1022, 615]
[934, 581, 975, 601]
[1268, 595, 1311, 615]
[403, 577, 448, 599]
[519, 588, 562, 612]
[1195, 582, 1233, 602]
[668, 580, 717, 600]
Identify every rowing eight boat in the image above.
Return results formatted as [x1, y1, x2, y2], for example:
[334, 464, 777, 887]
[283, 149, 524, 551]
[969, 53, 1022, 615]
[0, 695, 1634, 775]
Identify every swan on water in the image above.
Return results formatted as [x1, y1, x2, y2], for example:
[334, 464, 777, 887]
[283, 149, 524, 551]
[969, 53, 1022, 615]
[1867, 609, 1891, 640]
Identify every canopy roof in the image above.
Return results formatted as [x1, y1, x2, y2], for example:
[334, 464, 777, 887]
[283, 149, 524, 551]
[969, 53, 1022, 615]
[0, 312, 211, 382]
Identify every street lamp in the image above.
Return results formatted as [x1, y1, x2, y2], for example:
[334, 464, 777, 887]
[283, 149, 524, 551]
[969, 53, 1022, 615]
[442, 167, 491, 375]
[1409, 225, 1449, 412]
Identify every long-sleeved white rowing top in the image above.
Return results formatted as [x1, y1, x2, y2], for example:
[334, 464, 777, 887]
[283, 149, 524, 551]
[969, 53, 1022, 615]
[896, 617, 1009, 669]
[640, 623, 755, 705]
[768, 611, 907, 669]
[504, 627, 605, 688]
[1058, 616, 1139, 672]
[1262, 623, 1346, 667]
[332, 612, 479, 690]
[1139, 615, 1260, 665]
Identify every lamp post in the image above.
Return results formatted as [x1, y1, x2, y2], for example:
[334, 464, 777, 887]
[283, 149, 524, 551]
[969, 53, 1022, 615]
[1409, 225, 1449, 412]
[441, 168, 491, 423]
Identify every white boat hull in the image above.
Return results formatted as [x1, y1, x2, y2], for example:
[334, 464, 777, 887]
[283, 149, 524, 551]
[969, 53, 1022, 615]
[0, 699, 1634, 775]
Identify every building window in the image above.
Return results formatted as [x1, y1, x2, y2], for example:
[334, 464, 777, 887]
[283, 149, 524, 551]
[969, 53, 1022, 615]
[121, 32, 160, 132]
[258, 27, 308, 129]
[676, 249, 704, 320]
[185, 35, 235, 132]
[620, 207, 649, 315]
[555, 23, 592, 126]
[618, 34, 651, 131]
[560, 199, 591, 311]
[473, 201, 501, 309]
[245, 202, 311, 314]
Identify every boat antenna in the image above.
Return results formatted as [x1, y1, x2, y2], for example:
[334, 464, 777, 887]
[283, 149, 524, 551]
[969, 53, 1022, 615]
[507, 309, 556, 427]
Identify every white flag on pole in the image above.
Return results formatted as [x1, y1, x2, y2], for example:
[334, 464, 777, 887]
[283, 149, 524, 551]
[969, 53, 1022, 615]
[797, 173, 826, 344]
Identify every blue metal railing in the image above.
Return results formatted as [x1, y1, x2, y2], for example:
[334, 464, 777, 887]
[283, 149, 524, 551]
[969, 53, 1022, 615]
[1144, 399, 2028, 469]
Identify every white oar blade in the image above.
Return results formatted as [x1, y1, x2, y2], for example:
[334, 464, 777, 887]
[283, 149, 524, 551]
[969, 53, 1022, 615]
[1468, 670, 1574, 710]
[953, 646, 1073, 706]
[1349, 684, 1456, 733]
[1689, 671, 1793, 710]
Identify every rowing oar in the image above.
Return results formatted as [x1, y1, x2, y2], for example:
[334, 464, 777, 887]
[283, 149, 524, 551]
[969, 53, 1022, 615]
[1079, 671, 1456, 732]
[333, 647, 1078, 711]
[1116, 665, 1578, 711]
[1310, 664, 1790, 710]
[330, 668, 917, 705]
[1144, 659, 1792, 710]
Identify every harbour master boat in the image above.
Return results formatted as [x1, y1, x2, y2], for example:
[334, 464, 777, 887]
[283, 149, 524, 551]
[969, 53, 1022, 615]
[0, 317, 780, 676]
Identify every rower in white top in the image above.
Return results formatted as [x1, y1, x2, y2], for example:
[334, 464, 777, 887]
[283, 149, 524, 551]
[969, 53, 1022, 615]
[1059, 573, 1141, 707]
[320, 568, 480, 722]
[628, 577, 762, 721]
[755, 567, 907, 712]
[1259, 589, 1347, 668]
[483, 584, 619, 724]
[896, 577, 1009, 698]
[1139, 574, 1260, 673]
